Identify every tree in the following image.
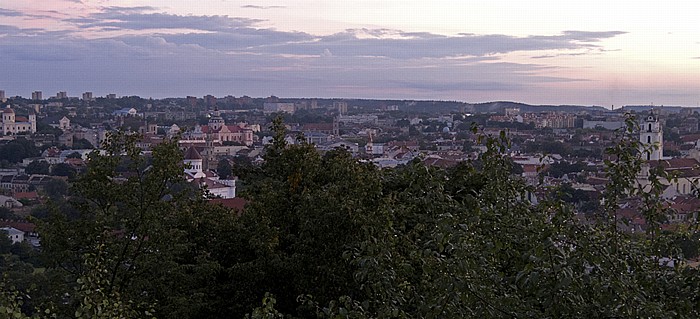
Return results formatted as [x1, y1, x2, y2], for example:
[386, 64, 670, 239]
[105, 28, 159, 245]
[25, 160, 50, 175]
[37, 131, 237, 317]
[0, 207, 19, 220]
[8, 115, 700, 318]
[51, 163, 76, 178]
[72, 138, 94, 150]
[43, 178, 69, 199]
[216, 158, 232, 180]
[0, 138, 39, 163]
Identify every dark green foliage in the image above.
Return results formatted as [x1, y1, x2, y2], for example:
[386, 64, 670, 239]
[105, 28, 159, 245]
[545, 160, 590, 178]
[0, 138, 39, 163]
[50, 163, 76, 178]
[72, 138, 94, 150]
[0, 207, 20, 220]
[216, 158, 232, 179]
[43, 178, 69, 199]
[5, 114, 700, 318]
[25, 160, 50, 175]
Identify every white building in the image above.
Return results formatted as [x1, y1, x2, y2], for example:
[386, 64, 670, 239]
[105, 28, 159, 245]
[1, 227, 24, 244]
[263, 102, 295, 114]
[2, 106, 37, 135]
[639, 112, 663, 161]
[183, 146, 236, 199]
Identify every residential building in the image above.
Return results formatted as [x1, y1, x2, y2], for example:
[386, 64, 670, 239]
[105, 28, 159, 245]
[333, 101, 348, 115]
[263, 102, 295, 114]
[1, 227, 24, 244]
[32, 91, 42, 101]
[56, 91, 67, 99]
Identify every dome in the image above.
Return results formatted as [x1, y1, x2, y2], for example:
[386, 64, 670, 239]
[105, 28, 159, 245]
[3, 106, 14, 114]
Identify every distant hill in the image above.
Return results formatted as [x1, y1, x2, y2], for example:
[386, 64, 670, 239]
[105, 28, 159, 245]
[465, 101, 609, 114]
[282, 98, 608, 114]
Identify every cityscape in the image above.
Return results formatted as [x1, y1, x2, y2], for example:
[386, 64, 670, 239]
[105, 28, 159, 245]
[3, 1, 700, 318]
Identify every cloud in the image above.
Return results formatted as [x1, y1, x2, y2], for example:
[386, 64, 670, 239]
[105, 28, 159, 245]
[389, 80, 523, 92]
[531, 52, 594, 59]
[241, 5, 286, 9]
[0, 8, 628, 102]
[249, 29, 626, 59]
[100, 6, 159, 13]
[560, 30, 627, 42]
[0, 8, 23, 17]
[76, 11, 262, 32]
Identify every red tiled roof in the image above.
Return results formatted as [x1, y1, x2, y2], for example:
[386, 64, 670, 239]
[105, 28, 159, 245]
[12, 192, 38, 200]
[651, 158, 700, 170]
[210, 198, 248, 213]
[0, 220, 36, 233]
[680, 134, 700, 143]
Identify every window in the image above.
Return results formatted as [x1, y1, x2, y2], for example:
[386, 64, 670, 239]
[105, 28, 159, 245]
[647, 136, 651, 143]
[648, 123, 652, 132]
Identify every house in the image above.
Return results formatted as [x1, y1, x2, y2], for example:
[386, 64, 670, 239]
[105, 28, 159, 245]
[0, 195, 23, 208]
[0, 220, 38, 246]
[112, 108, 138, 117]
[1, 226, 24, 244]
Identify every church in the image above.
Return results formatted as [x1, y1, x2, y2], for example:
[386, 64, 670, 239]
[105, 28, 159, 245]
[183, 146, 237, 199]
[637, 112, 700, 198]
[2, 106, 36, 135]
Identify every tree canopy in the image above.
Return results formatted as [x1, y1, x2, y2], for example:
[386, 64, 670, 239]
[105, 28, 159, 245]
[3, 116, 700, 318]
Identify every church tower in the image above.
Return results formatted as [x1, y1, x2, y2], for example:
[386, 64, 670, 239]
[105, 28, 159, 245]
[208, 106, 224, 132]
[640, 112, 663, 161]
[183, 146, 206, 179]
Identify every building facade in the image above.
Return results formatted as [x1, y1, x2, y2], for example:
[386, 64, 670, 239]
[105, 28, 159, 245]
[2, 106, 37, 135]
[640, 112, 663, 161]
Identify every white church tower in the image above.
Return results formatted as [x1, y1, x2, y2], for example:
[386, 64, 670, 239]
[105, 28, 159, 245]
[639, 112, 663, 161]
[183, 146, 206, 179]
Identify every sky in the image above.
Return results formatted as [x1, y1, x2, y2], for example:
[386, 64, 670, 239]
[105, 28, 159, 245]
[1, 1, 699, 107]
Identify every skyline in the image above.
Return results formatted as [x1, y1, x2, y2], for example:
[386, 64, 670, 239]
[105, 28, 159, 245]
[1, 1, 699, 106]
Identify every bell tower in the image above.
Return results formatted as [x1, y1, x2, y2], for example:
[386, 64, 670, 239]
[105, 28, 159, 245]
[639, 111, 663, 161]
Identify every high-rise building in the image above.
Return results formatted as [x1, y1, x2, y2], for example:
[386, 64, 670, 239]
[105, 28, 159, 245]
[82, 92, 93, 101]
[0, 90, 5, 101]
[32, 91, 42, 100]
[56, 91, 67, 99]
[333, 101, 348, 115]
[204, 95, 217, 107]
[106, 94, 117, 99]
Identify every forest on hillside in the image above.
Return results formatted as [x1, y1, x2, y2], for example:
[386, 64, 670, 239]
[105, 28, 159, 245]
[3, 116, 700, 318]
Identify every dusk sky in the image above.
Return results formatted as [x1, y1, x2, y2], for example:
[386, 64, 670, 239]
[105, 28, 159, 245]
[1, 0, 699, 106]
